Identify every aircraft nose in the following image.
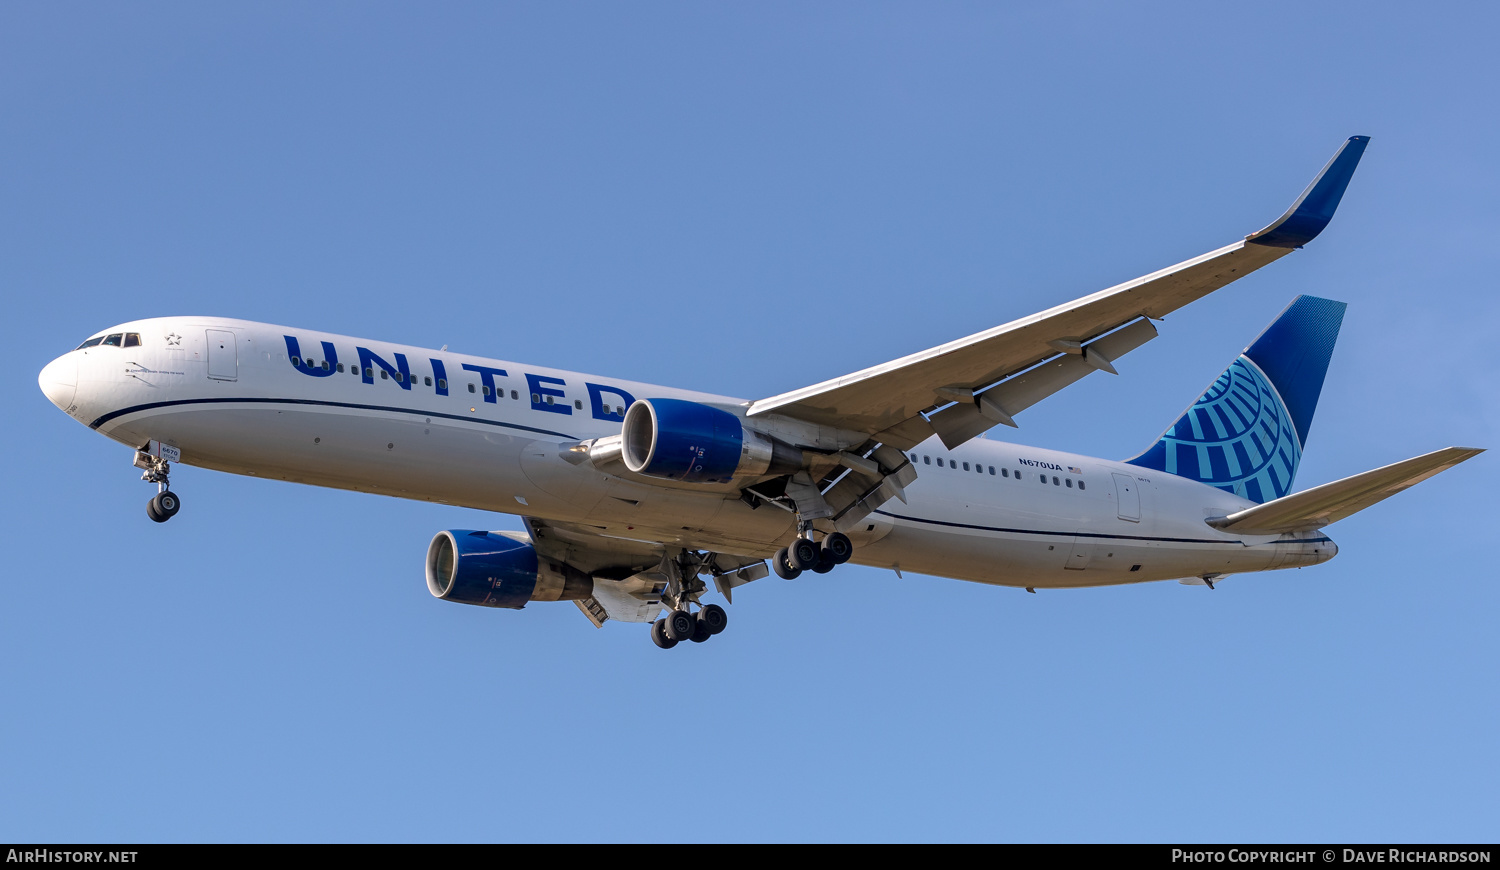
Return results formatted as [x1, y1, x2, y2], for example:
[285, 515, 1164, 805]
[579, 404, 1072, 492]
[38, 354, 78, 411]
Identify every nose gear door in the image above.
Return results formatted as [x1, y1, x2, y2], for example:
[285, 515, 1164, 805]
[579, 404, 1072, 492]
[206, 329, 237, 381]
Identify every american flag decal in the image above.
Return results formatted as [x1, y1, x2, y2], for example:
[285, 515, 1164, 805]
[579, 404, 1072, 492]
[1068, 466, 1081, 474]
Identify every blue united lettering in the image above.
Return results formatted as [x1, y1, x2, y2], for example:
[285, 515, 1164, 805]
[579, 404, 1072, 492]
[283, 336, 339, 377]
[357, 346, 412, 389]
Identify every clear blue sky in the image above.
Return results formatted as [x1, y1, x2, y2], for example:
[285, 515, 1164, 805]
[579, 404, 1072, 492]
[3, 2, 1496, 842]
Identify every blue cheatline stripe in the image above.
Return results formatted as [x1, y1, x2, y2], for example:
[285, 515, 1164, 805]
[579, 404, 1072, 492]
[873, 510, 1331, 547]
[90, 397, 580, 440]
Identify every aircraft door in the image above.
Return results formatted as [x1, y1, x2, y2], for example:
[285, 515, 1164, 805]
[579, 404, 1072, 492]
[1064, 532, 1093, 570]
[1112, 472, 1140, 522]
[206, 329, 237, 381]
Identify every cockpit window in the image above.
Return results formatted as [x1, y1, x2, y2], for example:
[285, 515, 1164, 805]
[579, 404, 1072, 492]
[123, 333, 141, 348]
[101, 333, 123, 347]
[75, 337, 104, 350]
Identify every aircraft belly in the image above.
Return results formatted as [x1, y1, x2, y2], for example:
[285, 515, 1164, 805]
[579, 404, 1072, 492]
[856, 472, 1293, 588]
[579, 479, 797, 556]
[519, 440, 607, 515]
[106, 405, 539, 513]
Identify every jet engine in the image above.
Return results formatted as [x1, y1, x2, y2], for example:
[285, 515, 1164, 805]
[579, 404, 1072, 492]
[621, 398, 802, 485]
[425, 530, 593, 609]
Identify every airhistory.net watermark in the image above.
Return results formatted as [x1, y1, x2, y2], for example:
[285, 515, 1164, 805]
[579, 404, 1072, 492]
[5, 852, 137, 863]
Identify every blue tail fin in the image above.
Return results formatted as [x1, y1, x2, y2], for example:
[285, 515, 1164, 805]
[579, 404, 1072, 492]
[1126, 296, 1346, 503]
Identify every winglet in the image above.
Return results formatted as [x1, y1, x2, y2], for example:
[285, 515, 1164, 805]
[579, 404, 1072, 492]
[1246, 136, 1370, 249]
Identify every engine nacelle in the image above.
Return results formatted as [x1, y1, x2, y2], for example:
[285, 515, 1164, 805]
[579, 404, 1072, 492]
[425, 531, 593, 609]
[621, 398, 802, 484]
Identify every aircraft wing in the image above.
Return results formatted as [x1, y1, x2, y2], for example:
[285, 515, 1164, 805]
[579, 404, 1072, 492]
[1207, 447, 1484, 536]
[749, 136, 1371, 450]
[521, 517, 768, 627]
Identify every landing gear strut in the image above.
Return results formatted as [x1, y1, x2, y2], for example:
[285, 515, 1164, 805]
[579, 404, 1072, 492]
[650, 552, 734, 650]
[134, 448, 181, 523]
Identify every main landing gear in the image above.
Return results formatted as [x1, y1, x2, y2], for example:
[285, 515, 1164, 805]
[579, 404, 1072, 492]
[133, 449, 181, 523]
[771, 530, 853, 580]
[650, 603, 728, 650]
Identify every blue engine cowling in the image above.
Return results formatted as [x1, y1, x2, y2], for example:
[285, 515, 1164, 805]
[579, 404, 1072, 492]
[620, 398, 802, 484]
[425, 531, 593, 609]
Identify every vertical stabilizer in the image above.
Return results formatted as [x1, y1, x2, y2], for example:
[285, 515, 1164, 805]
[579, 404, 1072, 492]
[1127, 296, 1346, 503]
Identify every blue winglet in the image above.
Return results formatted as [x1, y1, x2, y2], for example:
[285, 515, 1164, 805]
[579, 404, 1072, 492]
[1246, 136, 1370, 249]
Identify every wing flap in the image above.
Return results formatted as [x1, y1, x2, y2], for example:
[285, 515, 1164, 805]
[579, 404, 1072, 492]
[928, 317, 1159, 448]
[1208, 446, 1483, 535]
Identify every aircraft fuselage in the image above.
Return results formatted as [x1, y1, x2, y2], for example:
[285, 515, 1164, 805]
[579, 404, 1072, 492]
[40, 316, 1335, 591]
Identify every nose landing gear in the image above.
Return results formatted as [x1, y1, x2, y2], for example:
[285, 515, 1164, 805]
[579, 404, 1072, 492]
[133, 443, 182, 523]
[147, 490, 182, 523]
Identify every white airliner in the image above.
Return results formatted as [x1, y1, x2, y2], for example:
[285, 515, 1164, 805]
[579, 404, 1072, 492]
[37, 136, 1482, 648]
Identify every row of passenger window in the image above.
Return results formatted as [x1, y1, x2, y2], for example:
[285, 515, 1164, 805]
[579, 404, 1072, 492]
[76, 333, 141, 349]
[290, 356, 627, 415]
[908, 453, 1086, 490]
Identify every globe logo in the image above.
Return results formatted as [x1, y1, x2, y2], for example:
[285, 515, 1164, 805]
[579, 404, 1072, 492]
[1158, 355, 1301, 503]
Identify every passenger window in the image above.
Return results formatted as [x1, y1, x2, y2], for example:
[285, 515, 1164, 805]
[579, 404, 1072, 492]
[468, 383, 476, 393]
[531, 393, 540, 403]
[545, 396, 554, 405]
[424, 376, 432, 386]
[291, 356, 302, 366]
[1002, 468, 1009, 477]
[1066, 479, 1073, 488]
[322, 361, 330, 371]
[988, 466, 995, 475]
[76, 337, 104, 349]
[1039, 476, 1047, 485]
[962, 462, 970, 471]
[364, 367, 373, 378]
[483, 385, 492, 396]
[123, 333, 141, 347]
[438, 379, 447, 390]
[396, 372, 405, 382]
[1078, 481, 1085, 491]
[102, 333, 123, 347]
[575, 400, 583, 410]
[512, 390, 519, 400]
[380, 370, 389, 380]
[337, 363, 345, 373]
[923, 456, 930, 465]
[936, 457, 944, 467]
[909, 454, 917, 463]
[1053, 476, 1060, 485]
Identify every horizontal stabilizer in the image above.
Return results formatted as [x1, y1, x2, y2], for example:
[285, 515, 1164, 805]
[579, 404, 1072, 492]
[1207, 447, 1483, 535]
